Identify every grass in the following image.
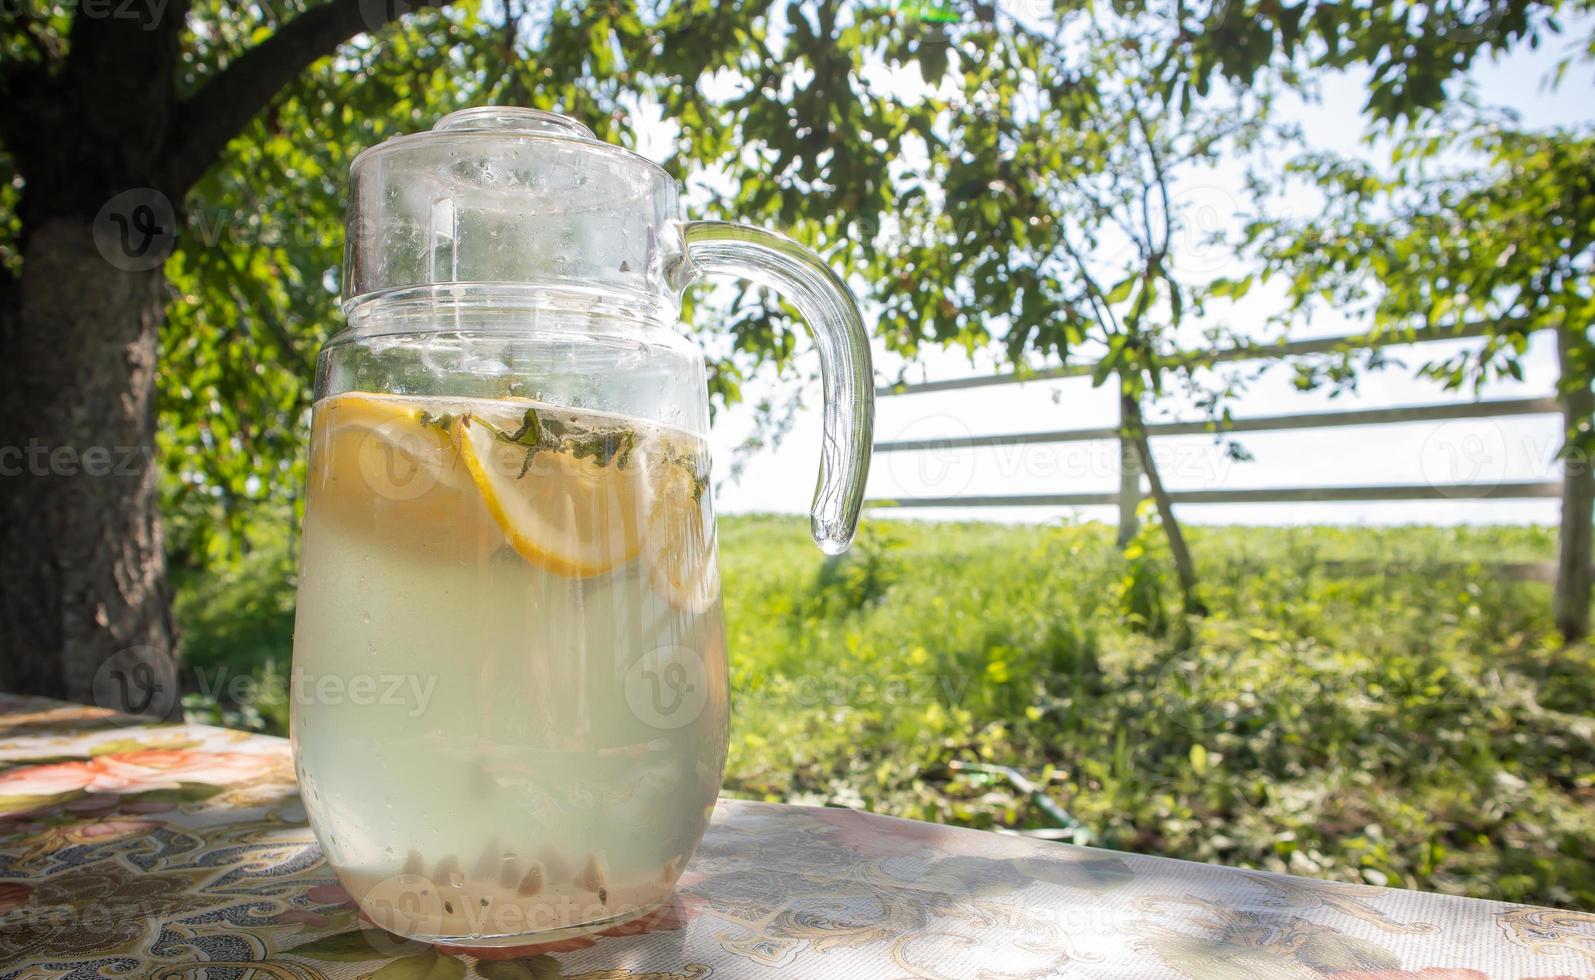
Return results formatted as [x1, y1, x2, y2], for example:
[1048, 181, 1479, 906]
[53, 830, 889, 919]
[175, 514, 1595, 910]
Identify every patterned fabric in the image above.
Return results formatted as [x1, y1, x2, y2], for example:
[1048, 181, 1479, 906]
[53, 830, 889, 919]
[1, 693, 1591, 979]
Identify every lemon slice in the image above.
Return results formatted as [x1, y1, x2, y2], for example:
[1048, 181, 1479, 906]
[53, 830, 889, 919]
[457, 414, 643, 577]
[309, 392, 469, 519]
[644, 443, 719, 611]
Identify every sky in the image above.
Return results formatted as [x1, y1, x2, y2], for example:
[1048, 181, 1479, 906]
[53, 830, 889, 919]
[702, 17, 1595, 528]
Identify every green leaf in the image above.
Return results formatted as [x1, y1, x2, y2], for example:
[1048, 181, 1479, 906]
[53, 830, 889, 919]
[1207, 276, 1253, 300]
[476, 956, 563, 980]
[129, 782, 229, 803]
[283, 928, 422, 962]
[88, 738, 158, 756]
[508, 408, 541, 446]
[372, 950, 467, 980]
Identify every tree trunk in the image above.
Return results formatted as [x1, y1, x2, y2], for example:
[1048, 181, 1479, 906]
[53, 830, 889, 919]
[1116, 378, 1143, 547]
[0, 217, 177, 709]
[1554, 322, 1594, 642]
[0, 0, 435, 711]
[1121, 392, 1206, 615]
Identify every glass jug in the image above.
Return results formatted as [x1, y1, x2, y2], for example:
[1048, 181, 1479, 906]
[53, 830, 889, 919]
[290, 107, 872, 947]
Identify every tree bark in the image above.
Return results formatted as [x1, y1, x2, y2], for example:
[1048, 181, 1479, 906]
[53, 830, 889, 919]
[0, 218, 175, 704]
[1554, 322, 1593, 641]
[1116, 383, 1143, 547]
[1122, 392, 1206, 615]
[0, 0, 446, 707]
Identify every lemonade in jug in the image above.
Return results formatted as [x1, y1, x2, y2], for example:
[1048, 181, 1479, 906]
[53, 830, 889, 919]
[290, 107, 872, 946]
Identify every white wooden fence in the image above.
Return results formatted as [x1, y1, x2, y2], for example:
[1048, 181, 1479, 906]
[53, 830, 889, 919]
[866, 322, 1594, 637]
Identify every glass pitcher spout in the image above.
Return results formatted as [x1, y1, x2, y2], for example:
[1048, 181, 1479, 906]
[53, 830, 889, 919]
[669, 221, 874, 554]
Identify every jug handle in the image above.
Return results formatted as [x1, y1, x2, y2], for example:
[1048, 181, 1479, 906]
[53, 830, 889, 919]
[671, 221, 874, 555]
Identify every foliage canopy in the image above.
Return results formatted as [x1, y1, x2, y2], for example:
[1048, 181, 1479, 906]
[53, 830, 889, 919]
[2, 0, 1591, 564]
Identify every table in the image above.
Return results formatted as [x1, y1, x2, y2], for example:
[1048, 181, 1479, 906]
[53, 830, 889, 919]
[0, 693, 1590, 979]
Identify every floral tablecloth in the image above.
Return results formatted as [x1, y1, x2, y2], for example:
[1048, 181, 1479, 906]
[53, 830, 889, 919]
[1, 693, 1591, 979]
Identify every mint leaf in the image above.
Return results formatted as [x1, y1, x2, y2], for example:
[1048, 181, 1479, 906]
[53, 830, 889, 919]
[418, 410, 455, 432]
[508, 408, 541, 447]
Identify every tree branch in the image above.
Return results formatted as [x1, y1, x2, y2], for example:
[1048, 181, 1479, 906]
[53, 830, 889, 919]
[1056, 230, 1123, 337]
[161, 0, 450, 194]
[1128, 103, 1172, 261]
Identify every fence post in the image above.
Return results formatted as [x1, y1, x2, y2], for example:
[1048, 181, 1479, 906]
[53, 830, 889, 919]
[1554, 324, 1593, 641]
[1117, 384, 1142, 546]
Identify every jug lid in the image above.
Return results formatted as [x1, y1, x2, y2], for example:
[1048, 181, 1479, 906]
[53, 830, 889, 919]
[342, 107, 682, 312]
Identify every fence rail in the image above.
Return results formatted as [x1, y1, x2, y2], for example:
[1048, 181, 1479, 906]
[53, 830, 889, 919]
[874, 320, 1510, 397]
[875, 396, 1560, 454]
[868, 481, 1563, 510]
